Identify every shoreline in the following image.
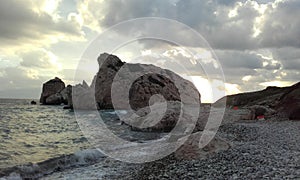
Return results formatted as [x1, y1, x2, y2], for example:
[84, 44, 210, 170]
[43, 119, 300, 179]
[2, 118, 299, 179]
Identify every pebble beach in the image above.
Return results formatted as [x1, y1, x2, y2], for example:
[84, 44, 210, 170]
[41, 119, 300, 179]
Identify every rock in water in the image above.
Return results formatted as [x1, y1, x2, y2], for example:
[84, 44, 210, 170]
[72, 81, 98, 110]
[30, 101, 37, 105]
[72, 53, 202, 132]
[45, 93, 63, 105]
[63, 85, 73, 109]
[60, 85, 72, 105]
[40, 77, 65, 104]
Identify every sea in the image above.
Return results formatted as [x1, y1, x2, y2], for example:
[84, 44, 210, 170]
[0, 99, 164, 178]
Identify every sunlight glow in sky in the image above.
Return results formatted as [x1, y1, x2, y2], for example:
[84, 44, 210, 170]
[0, 0, 299, 101]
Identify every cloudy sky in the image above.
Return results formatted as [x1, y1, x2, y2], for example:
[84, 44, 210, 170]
[0, 0, 299, 102]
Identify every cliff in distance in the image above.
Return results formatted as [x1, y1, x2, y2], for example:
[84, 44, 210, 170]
[214, 82, 300, 120]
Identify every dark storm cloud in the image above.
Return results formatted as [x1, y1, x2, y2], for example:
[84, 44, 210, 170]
[83, 0, 300, 50]
[84, 0, 259, 50]
[81, 0, 298, 84]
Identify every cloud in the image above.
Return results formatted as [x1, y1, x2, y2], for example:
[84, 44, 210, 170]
[76, 0, 300, 50]
[0, 0, 85, 50]
[19, 49, 62, 70]
[76, 0, 263, 50]
[75, 0, 300, 95]
[0, 47, 69, 98]
[216, 50, 264, 69]
[259, 0, 300, 48]
[1, 0, 299, 100]
[0, 0, 88, 98]
[272, 47, 300, 70]
[0, 66, 46, 95]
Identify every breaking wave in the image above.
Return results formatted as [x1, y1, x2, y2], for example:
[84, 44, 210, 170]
[0, 149, 105, 179]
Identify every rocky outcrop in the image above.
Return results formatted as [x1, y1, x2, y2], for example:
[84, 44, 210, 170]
[72, 81, 98, 110]
[88, 53, 202, 132]
[214, 82, 300, 120]
[174, 132, 230, 160]
[45, 93, 63, 105]
[94, 53, 201, 110]
[60, 85, 72, 104]
[244, 105, 276, 120]
[40, 77, 65, 105]
[122, 101, 198, 132]
[30, 101, 37, 105]
[93, 53, 125, 109]
[276, 82, 300, 120]
[214, 86, 289, 108]
[40, 53, 201, 113]
[39, 77, 75, 106]
[62, 85, 73, 109]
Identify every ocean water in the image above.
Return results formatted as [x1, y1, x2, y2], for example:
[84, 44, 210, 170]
[0, 99, 90, 169]
[0, 99, 165, 173]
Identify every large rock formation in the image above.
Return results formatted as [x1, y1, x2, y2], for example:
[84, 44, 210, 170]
[40, 77, 65, 105]
[93, 53, 125, 109]
[68, 53, 201, 132]
[276, 82, 300, 120]
[93, 53, 201, 110]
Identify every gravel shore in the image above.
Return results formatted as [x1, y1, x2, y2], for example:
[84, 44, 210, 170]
[42, 119, 300, 179]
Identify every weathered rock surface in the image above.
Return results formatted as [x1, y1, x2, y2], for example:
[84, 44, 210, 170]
[94, 53, 201, 110]
[45, 93, 63, 105]
[276, 82, 300, 120]
[174, 132, 230, 160]
[128, 73, 181, 111]
[62, 85, 73, 109]
[240, 105, 276, 120]
[93, 53, 125, 109]
[88, 52, 202, 133]
[72, 81, 98, 110]
[40, 77, 65, 104]
[122, 101, 214, 133]
[60, 85, 72, 104]
[123, 101, 198, 132]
